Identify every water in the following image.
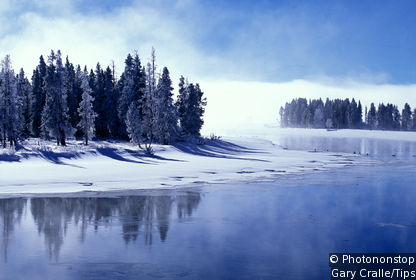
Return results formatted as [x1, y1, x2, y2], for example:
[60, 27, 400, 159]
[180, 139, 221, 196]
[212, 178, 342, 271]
[1, 136, 416, 279]
[272, 134, 416, 161]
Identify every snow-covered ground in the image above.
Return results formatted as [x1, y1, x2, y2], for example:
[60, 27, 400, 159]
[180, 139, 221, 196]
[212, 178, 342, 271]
[0, 132, 377, 196]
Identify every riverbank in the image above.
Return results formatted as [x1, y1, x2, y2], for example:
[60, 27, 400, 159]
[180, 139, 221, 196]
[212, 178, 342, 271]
[0, 135, 373, 196]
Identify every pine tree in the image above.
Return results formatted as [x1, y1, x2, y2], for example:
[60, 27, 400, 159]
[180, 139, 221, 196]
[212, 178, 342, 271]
[392, 105, 401, 130]
[103, 66, 119, 138]
[73, 65, 83, 136]
[29, 56, 47, 137]
[141, 48, 158, 153]
[16, 68, 31, 138]
[412, 109, 416, 131]
[154, 67, 178, 144]
[401, 103, 412, 131]
[367, 103, 377, 129]
[64, 57, 79, 131]
[0, 55, 21, 147]
[77, 72, 96, 145]
[117, 53, 146, 138]
[356, 101, 363, 128]
[313, 106, 325, 128]
[126, 101, 142, 146]
[279, 106, 285, 127]
[41, 50, 74, 146]
[93, 63, 108, 138]
[178, 82, 206, 136]
[175, 76, 187, 126]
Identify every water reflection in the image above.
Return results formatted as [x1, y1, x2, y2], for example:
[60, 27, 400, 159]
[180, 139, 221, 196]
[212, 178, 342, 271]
[275, 135, 416, 159]
[1, 164, 416, 279]
[0, 199, 26, 263]
[0, 191, 201, 262]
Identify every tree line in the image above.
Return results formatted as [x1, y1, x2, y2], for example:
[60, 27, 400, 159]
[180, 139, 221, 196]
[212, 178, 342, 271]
[279, 98, 416, 131]
[0, 48, 206, 152]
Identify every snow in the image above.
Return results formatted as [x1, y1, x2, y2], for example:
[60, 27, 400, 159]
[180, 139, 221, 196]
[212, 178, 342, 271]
[0, 134, 377, 196]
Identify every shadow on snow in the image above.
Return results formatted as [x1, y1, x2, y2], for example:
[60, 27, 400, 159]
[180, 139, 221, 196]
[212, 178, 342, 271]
[0, 139, 269, 165]
[173, 139, 270, 162]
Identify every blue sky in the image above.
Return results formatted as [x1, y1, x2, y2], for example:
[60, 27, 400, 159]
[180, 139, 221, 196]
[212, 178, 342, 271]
[0, 0, 415, 84]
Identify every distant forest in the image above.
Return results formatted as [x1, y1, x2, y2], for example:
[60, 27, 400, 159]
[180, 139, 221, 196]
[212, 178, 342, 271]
[279, 98, 416, 131]
[0, 48, 206, 152]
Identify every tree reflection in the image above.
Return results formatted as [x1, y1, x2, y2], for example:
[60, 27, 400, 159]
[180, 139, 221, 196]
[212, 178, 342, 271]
[0, 198, 27, 262]
[0, 191, 201, 262]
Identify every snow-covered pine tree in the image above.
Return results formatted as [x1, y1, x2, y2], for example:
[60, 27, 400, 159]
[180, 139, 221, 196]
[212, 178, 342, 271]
[77, 72, 97, 145]
[141, 48, 158, 153]
[117, 53, 146, 139]
[29, 56, 47, 137]
[412, 109, 416, 131]
[356, 101, 363, 128]
[177, 81, 206, 136]
[0, 55, 21, 147]
[402, 103, 412, 131]
[367, 103, 377, 130]
[64, 56, 79, 132]
[103, 66, 119, 138]
[126, 101, 142, 146]
[154, 67, 178, 144]
[313, 106, 325, 128]
[175, 76, 187, 129]
[41, 50, 74, 146]
[392, 105, 401, 130]
[73, 65, 83, 136]
[93, 63, 108, 138]
[16, 68, 31, 138]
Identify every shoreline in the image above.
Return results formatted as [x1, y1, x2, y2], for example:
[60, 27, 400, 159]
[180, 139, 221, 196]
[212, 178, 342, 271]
[0, 135, 376, 197]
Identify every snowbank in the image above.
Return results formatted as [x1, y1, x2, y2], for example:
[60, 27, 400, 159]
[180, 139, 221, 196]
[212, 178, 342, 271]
[0, 136, 373, 196]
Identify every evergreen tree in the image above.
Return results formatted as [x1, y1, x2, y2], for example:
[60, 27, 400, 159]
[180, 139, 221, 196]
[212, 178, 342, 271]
[356, 101, 363, 128]
[126, 101, 142, 146]
[175, 76, 187, 126]
[0, 48, 210, 149]
[16, 68, 31, 137]
[313, 106, 325, 128]
[154, 67, 178, 144]
[117, 53, 146, 138]
[103, 66, 119, 138]
[0, 55, 21, 147]
[41, 50, 74, 146]
[29, 56, 47, 137]
[367, 103, 377, 129]
[73, 65, 83, 136]
[392, 105, 401, 130]
[77, 72, 96, 145]
[412, 109, 416, 131]
[279, 106, 286, 127]
[178, 82, 206, 136]
[141, 48, 158, 152]
[93, 63, 108, 138]
[401, 103, 412, 131]
[64, 57, 79, 131]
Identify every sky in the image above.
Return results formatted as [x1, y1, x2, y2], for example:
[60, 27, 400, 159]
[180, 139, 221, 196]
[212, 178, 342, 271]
[0, 0, 415, 130]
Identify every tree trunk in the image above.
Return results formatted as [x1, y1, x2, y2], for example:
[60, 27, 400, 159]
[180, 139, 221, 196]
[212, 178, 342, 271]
[60, 130, 66, 146]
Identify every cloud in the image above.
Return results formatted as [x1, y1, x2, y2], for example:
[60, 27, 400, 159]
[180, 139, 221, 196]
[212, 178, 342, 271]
[0, 0, 413, 85]
[0, 0, 205, 84]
